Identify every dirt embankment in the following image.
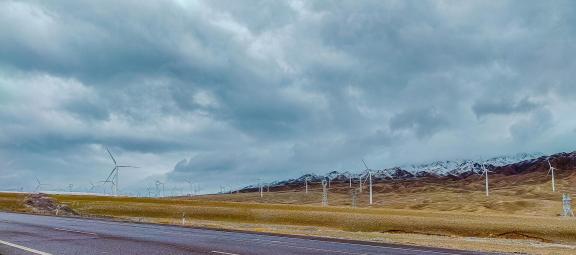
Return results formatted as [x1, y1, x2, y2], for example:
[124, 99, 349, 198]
[24, 193, 78, 216]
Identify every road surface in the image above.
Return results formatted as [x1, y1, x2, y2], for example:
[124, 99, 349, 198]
[0, 212, 495, 255]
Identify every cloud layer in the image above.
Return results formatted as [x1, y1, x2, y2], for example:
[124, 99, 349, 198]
[1, 0, 576, 193]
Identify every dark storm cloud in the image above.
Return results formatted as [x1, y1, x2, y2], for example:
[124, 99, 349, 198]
[390, 108, 449, 139]
[509, 109, 554, 141]
[1, 0, 576, 192]
[472, 97, 540, 118]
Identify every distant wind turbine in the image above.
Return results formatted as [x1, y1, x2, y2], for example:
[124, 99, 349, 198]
[362, 159, 373, 205]
[103, 146, 138, 196]
[547, 159, 558, 192]
[33, 177, 48, 193]
[154, 180, 165, 197]
[480, 163, 492, 197]
[88, 181, 97, 192]
[184, 178, 195, 196]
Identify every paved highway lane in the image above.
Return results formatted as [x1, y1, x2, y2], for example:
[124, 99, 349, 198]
[0, 212, 495, 255]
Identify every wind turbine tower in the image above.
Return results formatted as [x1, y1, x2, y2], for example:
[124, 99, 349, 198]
[321, 178, 328, 207]
[258, 178, 263, 198]
[349, 173, 352, 188]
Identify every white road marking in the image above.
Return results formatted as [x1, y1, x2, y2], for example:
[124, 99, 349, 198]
[0, 239, 53, 255]
[211, 251, 240, 255]
[53, 227, 98, 236]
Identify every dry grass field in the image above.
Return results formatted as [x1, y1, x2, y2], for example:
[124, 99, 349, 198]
[0, 193, 28, 212]
[2, 171, 576, 254]
[201, 171, 576, 217]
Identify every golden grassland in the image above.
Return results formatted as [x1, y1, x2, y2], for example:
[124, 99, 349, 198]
[2, 171, 576, 254]
[0, 193, 28, 212]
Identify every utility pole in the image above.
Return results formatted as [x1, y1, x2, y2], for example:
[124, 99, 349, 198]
[563, 193, 574, 217]
[322, 179, 328, 207]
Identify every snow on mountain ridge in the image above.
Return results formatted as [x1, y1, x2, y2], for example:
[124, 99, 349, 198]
[401, 152, 544, 175]
[240, 152, 545, 191]
[311, 152, 545, 181]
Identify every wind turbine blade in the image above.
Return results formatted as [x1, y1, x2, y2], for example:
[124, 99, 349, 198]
[360, 173, 369, 185]
[362, 159, 369, 170]
[117, 165, 139, 168]
[105, 167, 117, 183]
[547, 160, 552, 168]
[105, 146, 117, 165]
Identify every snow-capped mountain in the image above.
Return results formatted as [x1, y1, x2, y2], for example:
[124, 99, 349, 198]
[400, 152, 545, 176]
[241, 152, 548, 191]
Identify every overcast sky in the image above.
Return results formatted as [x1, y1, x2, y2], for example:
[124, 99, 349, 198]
[1, 0, 576, 194]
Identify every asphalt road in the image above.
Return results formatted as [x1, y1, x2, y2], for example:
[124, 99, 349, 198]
[0, 212, 496, 255]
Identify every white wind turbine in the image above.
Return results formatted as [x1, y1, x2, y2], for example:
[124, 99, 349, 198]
[33, 177, 49, 193]
[184, 178, 195, 196]
[362, 159, 373, 205]
[480, 163, 492, 197]
[155, 180, 165, 197]
[547, 159, 558, 192]
[88, 181, 97, 193]
[146, 186, 154, 197]
[104, 147, 138, 196]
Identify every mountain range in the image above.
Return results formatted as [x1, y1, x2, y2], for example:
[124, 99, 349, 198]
[241, 151, 576, 191]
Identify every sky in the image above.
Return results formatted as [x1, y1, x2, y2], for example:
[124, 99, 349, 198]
[1, 0, 576, 194]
